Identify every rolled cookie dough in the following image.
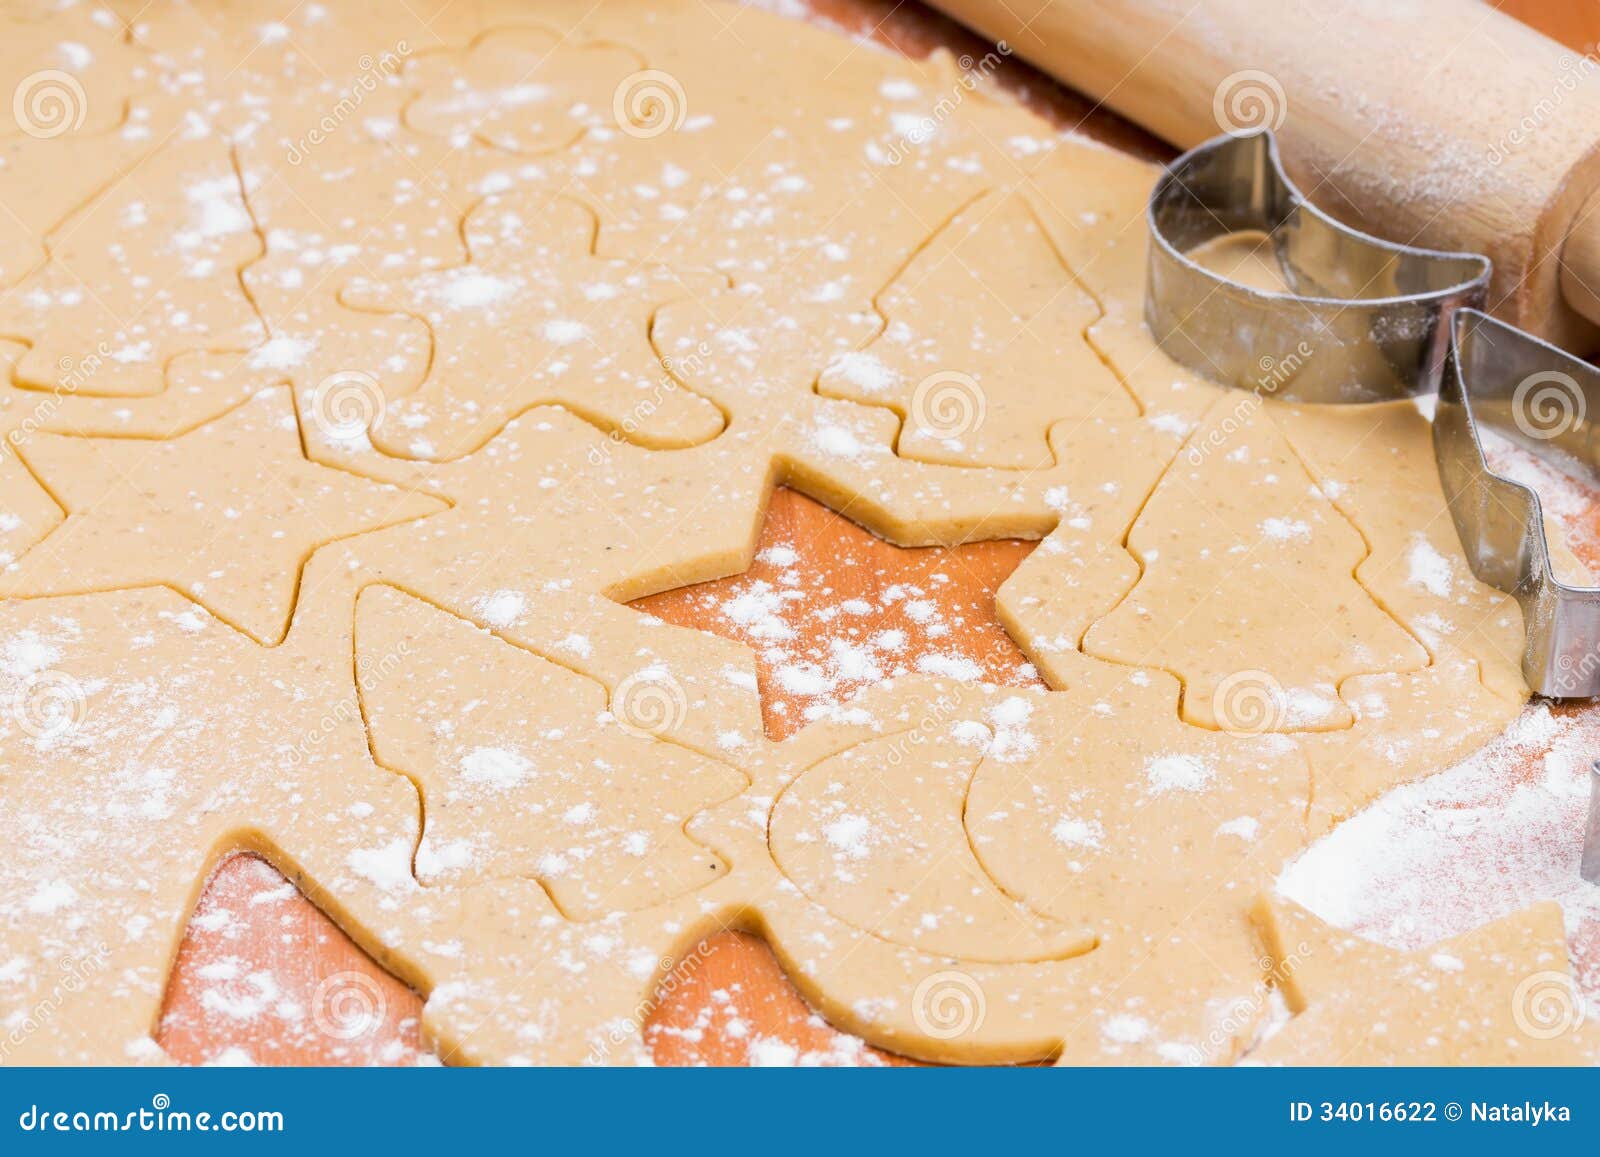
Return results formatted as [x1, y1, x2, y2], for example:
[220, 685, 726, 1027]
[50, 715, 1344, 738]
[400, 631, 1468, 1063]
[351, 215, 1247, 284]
[0, 0, 1554, 1069]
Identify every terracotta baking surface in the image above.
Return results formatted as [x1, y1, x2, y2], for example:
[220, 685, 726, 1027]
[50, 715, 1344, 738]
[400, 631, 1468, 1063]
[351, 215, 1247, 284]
[155, 0, 1600, 1067]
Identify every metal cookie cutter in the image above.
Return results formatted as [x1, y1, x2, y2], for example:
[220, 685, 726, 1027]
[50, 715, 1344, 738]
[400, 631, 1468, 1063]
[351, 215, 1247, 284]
[1587, 763, 1600, 885]
[1146, 130, 1490, 402]
[1432, 310, 1600, 883]
[1433, 308, 1600, 700]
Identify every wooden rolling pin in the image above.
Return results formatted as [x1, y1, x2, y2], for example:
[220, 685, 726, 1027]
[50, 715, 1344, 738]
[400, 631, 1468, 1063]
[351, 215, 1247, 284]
[923, 0, 1600, 353]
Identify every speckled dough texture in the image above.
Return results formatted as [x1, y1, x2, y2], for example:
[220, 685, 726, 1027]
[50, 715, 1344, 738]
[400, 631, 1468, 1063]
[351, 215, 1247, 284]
[0, 0, 1579, 1067]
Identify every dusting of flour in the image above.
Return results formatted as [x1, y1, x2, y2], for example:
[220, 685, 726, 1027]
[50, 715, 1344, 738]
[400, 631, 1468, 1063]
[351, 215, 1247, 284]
[1279, 702, 1600, 997]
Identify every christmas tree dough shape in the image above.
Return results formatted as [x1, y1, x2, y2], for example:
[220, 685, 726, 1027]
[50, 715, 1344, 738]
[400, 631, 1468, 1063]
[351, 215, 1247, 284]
[1085, 394, 1429, 730]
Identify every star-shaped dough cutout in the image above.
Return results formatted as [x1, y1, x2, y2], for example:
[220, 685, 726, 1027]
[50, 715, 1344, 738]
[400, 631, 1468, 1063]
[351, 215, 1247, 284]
[0, 385, 446, 644]
[1251, 896, 1599, 1065]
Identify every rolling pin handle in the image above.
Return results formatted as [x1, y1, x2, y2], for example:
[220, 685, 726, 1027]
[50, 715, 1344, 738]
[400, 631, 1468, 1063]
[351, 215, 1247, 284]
[1559, 190, 1600, 332]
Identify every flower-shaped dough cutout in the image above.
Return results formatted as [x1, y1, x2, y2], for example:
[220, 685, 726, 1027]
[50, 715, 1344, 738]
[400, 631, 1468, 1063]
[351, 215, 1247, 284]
[404, 25, 644, 155]
[356, 586, 746, 919]
[339, 192, 726, 460]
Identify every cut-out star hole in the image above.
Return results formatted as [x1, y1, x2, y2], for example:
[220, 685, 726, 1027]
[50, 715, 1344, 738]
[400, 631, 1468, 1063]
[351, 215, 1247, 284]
[643, 931, 915, 1067]
[631, 487, 1043, 741]
[158, 855, 428, 1066]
